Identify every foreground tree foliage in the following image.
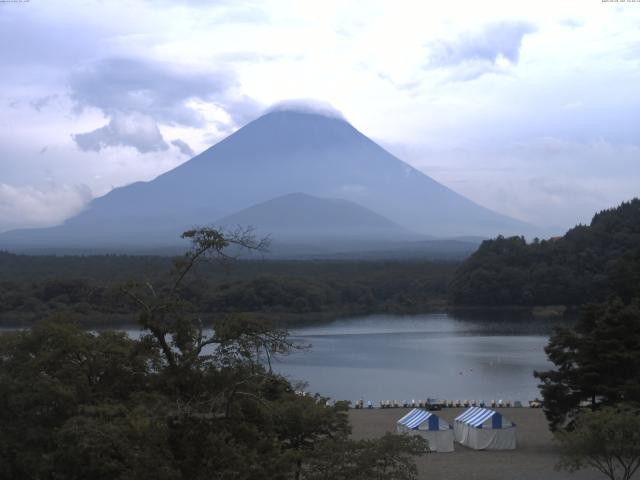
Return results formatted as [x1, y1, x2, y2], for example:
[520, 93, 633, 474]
[534, 297, 640, 430]
[556, 405, 640, 480]
[0, 227, 424, 480]
[303, 433, 427, 480]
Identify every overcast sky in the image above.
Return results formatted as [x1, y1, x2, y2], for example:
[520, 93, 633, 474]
[1, 0, 639, 233]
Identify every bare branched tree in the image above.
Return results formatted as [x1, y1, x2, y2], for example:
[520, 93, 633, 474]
[122, 226, 284, 372]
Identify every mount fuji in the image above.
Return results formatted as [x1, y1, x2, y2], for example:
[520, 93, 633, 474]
[0, 102, 534, 254]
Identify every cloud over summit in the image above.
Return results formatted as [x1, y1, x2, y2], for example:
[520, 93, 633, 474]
[265, 99, 346, 121]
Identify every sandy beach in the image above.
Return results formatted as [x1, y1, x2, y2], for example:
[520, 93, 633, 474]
[349, 408, 605, 480]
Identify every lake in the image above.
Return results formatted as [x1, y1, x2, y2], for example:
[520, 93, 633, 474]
[1, 312, 557, 404]
[273, 313, 556, 404]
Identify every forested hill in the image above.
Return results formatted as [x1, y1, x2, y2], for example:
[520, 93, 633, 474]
[450, 199, 640, 307]
[0, 254, 456, 327]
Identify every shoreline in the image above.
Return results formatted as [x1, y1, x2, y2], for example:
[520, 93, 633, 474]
[0, 303, 579, 329]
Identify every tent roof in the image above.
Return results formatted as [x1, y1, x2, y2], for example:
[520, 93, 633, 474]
[397, 409, 436, 429]
[455, 407, 502, 428]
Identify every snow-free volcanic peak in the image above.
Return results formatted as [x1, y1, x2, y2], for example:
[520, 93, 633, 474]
[0, 101, 536, 253]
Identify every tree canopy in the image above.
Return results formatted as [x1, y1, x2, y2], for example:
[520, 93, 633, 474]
[535, 298, 640, 430]
[0, 227, 426, 480]
[556, 405, 640, 480]
[450, 198, 640, 307]
[0, 252, 455, 328]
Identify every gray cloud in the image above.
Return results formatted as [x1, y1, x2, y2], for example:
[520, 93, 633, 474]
[171, 138, 195, 157]
[30, 94, 58, 112]
[69, 56, 263, 153]
[70, 57, 235, 127]
[73, 112, 169, 153]
[426, 21, 536, 80]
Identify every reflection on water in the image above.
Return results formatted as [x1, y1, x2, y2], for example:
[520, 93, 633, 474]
[275, 313, 559, 403]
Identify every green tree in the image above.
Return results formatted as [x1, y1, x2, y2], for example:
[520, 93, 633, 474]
[0, 227, 426, 480]
[556, 405, 640, 480]
[273, 394, 350, 480]
[303, 433, 428, 480]
[535, 298, 640, 430]
[0, 321, 157, 478]
[450, 198, 640, 307]
[51, 402, 179, 480]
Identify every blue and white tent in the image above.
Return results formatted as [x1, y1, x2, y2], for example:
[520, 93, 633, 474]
[454, 407, 516, 450]
[396, 409, 454, 452]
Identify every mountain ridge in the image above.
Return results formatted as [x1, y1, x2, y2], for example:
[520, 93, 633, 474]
[216, 192, 417, 240]
[0, 106, 536, 253]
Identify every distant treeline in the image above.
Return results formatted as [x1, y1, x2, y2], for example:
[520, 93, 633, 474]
[0, 254, 457, 326]
[450, 199, 640, 307]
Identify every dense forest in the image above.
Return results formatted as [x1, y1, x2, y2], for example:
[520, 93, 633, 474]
[4, 198, 639, 326]
[0, 253, 457, 327]
[0, 229, 426, 480]
[450, 199, 640, 307]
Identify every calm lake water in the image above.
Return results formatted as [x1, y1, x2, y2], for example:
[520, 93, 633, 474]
[273, 313, 556, 403]
[1, 313, 557, 404]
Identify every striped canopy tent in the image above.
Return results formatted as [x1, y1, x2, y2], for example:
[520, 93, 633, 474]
[396, 409, 454, 453]
[454, 407, 516, 450]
